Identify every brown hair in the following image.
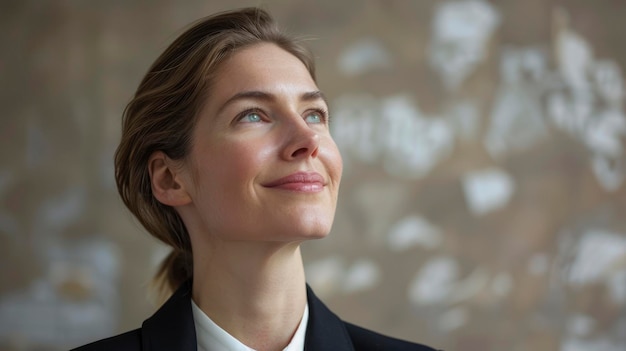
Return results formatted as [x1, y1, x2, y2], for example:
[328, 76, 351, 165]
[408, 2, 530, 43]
[114, 7, 316, 297]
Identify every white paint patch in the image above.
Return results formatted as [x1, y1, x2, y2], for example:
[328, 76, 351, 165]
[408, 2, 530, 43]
[0, 239, 120, 348]
[583, 108, 626, 159]
[555, 14, 594, 91]
[567, 229, 626, 287]
[549, 12, 626, 194]
[46, 239, 120, 292]
[547, 88, 626, 192]
[429, 0, 500, 91]
[337, 38, 392, 76]
[591, 60, 625, 107]
[585, 108, 626, 192]
[462, 168, 515, 216]
[591, 154, 625, 192]
[485, 47, 549, 158]
[342, 259, 381, 294]
[380, 95, 454, 179]
[331, 94, 454, 179]
[438, 307, 468, 332]
[484, 85, 548, 158]
[387, 215, 443, 251]
[306, 257, 382, 296]
[331, 94, 381, 165]
[547, 89, 594, 138]
[408, 257, 458, 305]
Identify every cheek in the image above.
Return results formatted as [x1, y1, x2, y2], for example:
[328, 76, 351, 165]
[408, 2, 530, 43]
[211, 139, 277, 186]
[323, 139, 343, 182]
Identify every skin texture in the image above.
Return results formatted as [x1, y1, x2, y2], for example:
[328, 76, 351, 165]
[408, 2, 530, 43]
[148, 43, 343, 351]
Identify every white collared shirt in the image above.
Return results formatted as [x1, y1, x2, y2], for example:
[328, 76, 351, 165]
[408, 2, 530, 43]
[191, 299, 309, 351]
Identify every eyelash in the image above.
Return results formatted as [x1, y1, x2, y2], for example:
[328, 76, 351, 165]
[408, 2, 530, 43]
[306, 108, 330, 124]
[235, 107, 267, 123]
[234, 107, 330, 124]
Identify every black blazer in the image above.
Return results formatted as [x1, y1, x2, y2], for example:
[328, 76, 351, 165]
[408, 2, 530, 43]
[71, 281, 438, 351]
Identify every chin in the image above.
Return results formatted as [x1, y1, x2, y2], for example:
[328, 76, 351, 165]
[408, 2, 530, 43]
[302, 229, 330, 240]
[255, 204, 337, 242]
[293, 217, 334, 240]
[273, 212, 334, 241]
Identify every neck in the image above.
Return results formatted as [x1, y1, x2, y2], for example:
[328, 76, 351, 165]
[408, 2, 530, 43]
[191, 240, 307, 351]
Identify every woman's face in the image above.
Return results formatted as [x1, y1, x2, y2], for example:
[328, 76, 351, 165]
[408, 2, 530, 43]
[180, 43, 342, 243]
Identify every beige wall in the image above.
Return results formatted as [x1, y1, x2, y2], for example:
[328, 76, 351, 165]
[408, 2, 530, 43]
[1, 1, 625, 350]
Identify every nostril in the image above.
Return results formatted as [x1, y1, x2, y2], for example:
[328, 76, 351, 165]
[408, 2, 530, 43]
[291, 147, 310, 158]
[284, 129, 320, 160]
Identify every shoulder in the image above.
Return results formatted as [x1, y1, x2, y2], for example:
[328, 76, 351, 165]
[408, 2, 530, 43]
[69, 282, 196, 351]
[305, 284, 440, 350]
[345, 322, 440, 351]
[69, 329, 142, 351]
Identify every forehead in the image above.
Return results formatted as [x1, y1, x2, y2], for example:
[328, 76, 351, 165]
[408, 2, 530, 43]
[208, 43, 318, 104]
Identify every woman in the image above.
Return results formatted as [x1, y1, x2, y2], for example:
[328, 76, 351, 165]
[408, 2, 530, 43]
[72, 7, 438, 351]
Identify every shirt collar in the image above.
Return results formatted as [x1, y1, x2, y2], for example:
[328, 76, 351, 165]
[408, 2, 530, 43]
[191, 299, 309, 351]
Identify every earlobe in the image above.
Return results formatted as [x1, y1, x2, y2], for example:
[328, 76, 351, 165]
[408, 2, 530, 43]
[148, 151, 192, 206]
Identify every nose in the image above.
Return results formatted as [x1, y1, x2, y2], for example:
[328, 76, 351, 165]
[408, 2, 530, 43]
[281, 119, 320, 160]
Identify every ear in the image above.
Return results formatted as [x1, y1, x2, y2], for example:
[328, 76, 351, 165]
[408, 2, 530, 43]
[148, 151, 192, 207]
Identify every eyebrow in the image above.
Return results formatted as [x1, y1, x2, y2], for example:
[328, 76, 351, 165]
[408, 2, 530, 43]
[216, 90, 328, 115]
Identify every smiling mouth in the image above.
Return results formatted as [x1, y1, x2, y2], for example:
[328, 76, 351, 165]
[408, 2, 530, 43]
[263, 172, 325, 192]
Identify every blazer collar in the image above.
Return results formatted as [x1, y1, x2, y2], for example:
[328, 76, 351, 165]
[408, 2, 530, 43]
[141, 281, 355, 351]
[141, 281, 197, 351]
[304, 285, 355, 350]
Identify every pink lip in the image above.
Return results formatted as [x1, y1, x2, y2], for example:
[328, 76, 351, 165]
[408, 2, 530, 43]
[263, 172, 325, 192]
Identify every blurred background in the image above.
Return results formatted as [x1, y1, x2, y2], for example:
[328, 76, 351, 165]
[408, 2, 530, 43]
[1, 0, 626, 350]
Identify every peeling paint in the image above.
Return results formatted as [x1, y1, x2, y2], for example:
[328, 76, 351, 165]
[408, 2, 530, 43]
[408, 257, 458, 305]
[462, 168, 515, 216]
[332, 94, 454, 179]
[342, 259, 381, 294]
[567, 229, 626, 287]
[337, 38, 392, 76]
[0, 239, 120, 348]
[429, 0, 500, 91]
[380, 96, 454, 179]
[387, 215, 442, 251]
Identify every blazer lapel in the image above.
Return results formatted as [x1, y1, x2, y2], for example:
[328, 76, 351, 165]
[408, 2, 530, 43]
[141, 281, 197, 351]
[304, 285, 355, 351]
[140, 282, 354, 351]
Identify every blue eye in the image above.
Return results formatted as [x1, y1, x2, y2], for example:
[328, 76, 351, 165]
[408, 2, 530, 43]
[241, 112, 262, 123]
[304, 111, 324, 124]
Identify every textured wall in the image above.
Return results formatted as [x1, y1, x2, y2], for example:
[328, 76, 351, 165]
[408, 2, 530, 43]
[1, 1, 625, 350]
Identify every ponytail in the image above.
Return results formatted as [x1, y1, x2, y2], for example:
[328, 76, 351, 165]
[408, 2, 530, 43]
[151, 249, 193, 303]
